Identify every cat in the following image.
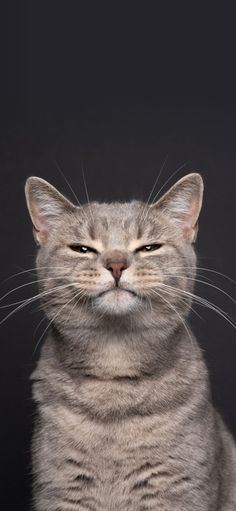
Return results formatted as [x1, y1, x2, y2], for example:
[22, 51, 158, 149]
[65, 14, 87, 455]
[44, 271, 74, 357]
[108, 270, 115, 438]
[25, 173, 236, 510]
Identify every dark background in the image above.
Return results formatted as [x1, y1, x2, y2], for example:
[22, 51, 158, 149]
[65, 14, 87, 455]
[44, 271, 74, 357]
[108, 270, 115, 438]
[1, 3, 236, 509]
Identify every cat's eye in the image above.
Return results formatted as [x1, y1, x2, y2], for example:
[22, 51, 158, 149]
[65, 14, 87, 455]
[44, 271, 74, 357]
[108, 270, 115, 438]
[136, 243, 163, 253]
[69, 245, 97, 254]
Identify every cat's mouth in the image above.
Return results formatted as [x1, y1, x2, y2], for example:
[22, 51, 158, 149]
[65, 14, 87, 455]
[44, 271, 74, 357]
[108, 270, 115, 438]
[94, 285, 140, 314]
[97, 286, 138, 298]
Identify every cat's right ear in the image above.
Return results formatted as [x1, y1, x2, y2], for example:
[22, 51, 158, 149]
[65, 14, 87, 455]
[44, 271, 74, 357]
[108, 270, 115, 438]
[25, 177, 76, 246]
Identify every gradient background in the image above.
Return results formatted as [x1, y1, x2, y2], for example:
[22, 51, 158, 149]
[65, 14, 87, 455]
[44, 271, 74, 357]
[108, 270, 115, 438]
[1, 4, 236, 510]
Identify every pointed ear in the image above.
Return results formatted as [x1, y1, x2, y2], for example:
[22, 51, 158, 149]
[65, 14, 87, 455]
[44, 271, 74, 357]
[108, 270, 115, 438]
[25, 177, 76, 245]
[151, 173, 204, 242]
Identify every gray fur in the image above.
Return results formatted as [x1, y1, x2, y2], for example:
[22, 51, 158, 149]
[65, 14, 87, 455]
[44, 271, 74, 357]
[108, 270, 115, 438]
[25, 174, 236, 510]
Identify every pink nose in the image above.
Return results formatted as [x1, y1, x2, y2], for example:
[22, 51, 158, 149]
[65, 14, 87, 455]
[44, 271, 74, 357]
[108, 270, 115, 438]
[106, 261, 128, 281]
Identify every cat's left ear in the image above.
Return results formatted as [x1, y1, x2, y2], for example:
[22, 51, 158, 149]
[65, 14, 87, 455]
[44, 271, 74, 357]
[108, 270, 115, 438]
[151, 173, 204, 242]
[25, 176, 76, 245]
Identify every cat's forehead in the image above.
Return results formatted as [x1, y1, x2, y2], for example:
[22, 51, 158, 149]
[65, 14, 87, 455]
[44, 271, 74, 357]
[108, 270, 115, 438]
[91, 201, 143, 225]
[71, 200, 168, 246]
[83, 201, 143, 241]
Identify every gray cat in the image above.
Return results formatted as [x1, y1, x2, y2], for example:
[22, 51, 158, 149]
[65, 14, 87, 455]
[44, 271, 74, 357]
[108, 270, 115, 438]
[25, 173, 236, 510]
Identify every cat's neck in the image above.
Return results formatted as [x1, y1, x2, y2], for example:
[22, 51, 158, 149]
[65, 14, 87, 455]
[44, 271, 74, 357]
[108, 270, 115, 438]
[33, 322, 207, 421]
[45, 319, 191, 379]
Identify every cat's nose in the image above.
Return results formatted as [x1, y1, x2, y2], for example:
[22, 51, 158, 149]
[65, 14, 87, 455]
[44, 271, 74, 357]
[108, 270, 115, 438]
[105, 261, 128, 282]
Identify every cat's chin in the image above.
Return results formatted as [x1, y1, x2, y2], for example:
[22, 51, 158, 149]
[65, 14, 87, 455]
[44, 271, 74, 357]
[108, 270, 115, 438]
[94, 288, 139, 315]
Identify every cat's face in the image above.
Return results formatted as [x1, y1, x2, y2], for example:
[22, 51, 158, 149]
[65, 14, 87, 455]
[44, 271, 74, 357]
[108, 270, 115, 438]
[25, 174, 203, 329]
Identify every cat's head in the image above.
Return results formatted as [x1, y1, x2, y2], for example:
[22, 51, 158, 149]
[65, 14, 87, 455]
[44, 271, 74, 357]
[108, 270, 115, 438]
[25, 174, 203, 331]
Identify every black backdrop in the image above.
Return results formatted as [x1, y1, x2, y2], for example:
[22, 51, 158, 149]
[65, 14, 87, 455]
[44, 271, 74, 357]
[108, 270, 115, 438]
[1, 4, 236, 510]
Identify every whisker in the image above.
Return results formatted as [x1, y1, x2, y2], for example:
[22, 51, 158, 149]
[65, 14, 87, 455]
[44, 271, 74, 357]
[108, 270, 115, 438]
[163, 275, 236, 306]
[149, 161, 190, 205]
[0, 284, 76, 325]
[139, 156, 168, 224]
[140, 161, 190, 226]
[52, 158, 90, 223]
[0, 277, 71, 306]
[32, 288, 86, 357]
[64, 290, 89, 327]
[52, 158, 82, 207]
[149, 288, 193, 345]
[158, 282, 236, 331]
[33, 314, 47, 345]
[155, 286, 203, 321]
[81, 164, 94, 223]
[166, 266, 236, 285]
[1, 266, 68, 284]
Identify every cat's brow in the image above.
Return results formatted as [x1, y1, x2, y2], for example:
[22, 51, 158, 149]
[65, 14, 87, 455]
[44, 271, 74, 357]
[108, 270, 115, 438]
[99, 217, 109, 229]
[89, 223, 95, 240]
[123, 218, 133, 230]
[147, 225, 161, 238]
[128, 239, 147, 251]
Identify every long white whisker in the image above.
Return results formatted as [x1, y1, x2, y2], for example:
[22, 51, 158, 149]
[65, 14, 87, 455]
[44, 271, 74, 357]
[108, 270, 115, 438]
[150, 288, 193, 345]
[158, 282, 236, 331]
[64, 289, 89, 327]
[0, 277, 71, 305]
[0, 284, 75, 325]
[33, 314, 47, 344]
[81, 164, 94, 223]
[52, 158, 82, 207]
[149, 161, 189, 205]
[156, 286, 203, 321]
[139, 156, 168, 223]
[32, 289, 86, 357]
[165, 266, 236, 285]
[163, 275, 236, 306]
[141, 162, 189, 226]
[1, 266, 69, 284]
[52, 158, 90, 223]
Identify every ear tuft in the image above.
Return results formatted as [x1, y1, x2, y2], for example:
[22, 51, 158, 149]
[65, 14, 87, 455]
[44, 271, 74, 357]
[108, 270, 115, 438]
[25, 177, 75, 245]
[151, 173, 204, 242]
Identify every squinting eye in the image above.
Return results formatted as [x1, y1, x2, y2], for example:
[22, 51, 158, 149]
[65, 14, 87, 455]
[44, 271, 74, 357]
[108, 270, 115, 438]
[136, 243, 163, 252]
[69, 245, 97, 254]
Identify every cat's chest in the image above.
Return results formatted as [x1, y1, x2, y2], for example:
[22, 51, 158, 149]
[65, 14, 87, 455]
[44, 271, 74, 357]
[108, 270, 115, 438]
[42, 396, 209, 471]
[38, 402, 213, 511]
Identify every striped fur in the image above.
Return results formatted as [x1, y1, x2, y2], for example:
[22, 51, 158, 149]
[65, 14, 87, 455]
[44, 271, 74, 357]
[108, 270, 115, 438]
[25, 174, 236, 510]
